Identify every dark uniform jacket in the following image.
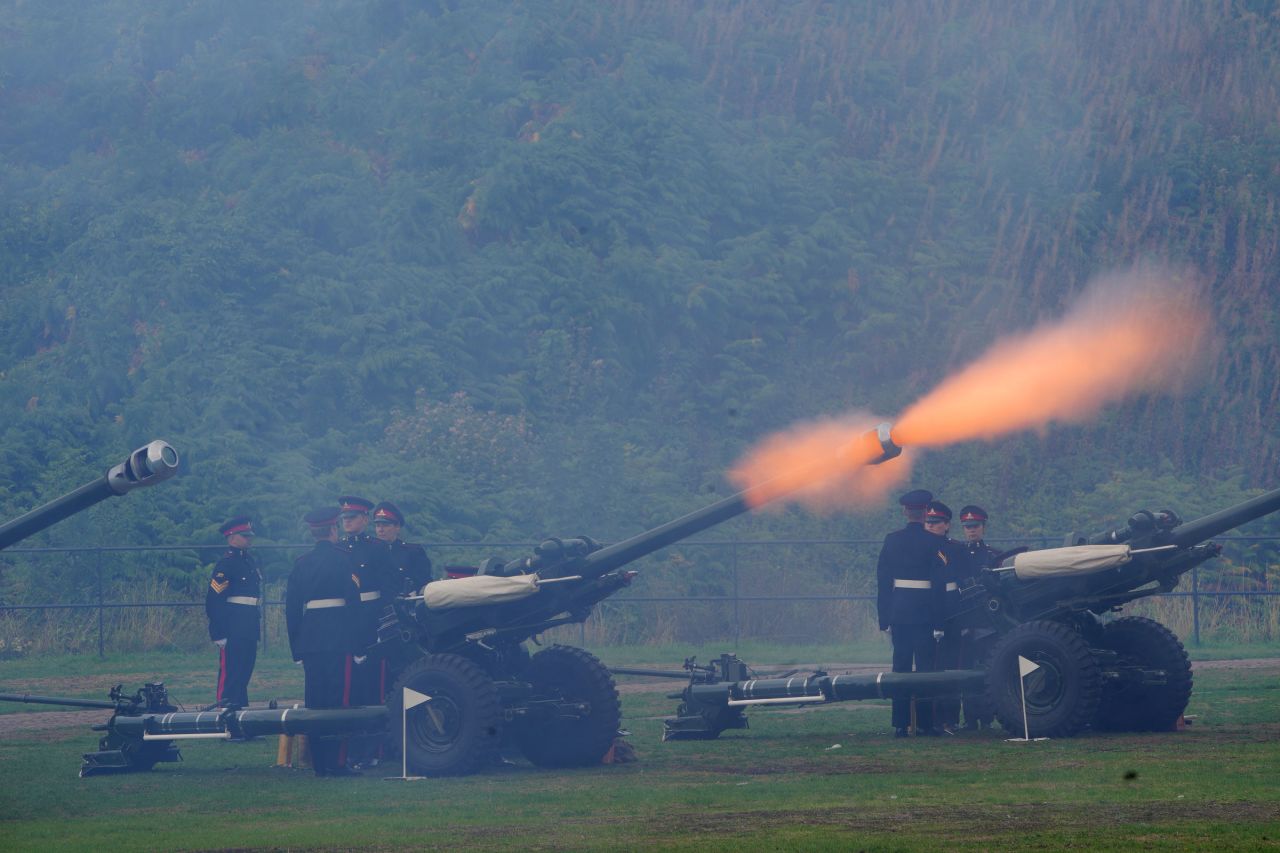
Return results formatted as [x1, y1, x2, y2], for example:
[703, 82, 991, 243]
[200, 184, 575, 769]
[385, 539, 433, 594]
[963, 539, 1001, 575]
[285, 541, 361, 661]
[205, 548, 262, 642]
[343, 533, 396, 645]
[937, 537, 973, 618]
[876, 522, 948, 631]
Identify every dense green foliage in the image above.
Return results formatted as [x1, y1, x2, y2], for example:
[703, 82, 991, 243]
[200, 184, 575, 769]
[1, 1, 1278, 612]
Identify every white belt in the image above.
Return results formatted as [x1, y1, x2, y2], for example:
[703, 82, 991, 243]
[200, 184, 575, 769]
[894, 579, 932, 590]
[359, 591, 382, 602]
[945, 582, 958, 592]
[305, 598, 345, 610]
[227, 596, 260, 606]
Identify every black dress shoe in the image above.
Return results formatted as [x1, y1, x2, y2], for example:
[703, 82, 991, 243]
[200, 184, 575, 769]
[325, 767, 363, 778]
[894, 728, 910, 738]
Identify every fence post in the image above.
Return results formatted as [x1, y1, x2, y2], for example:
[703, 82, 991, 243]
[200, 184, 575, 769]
[1191, 567, 1200, 647]
[96, 549, 104, 659]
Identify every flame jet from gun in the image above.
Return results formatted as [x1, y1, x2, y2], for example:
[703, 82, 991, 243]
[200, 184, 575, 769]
[731, 267, 1212, 510]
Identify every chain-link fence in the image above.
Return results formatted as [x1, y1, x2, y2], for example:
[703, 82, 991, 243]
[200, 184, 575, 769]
[1, 537, 1276, 657]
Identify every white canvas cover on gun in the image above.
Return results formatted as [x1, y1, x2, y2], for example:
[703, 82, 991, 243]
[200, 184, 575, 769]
[423, 573, 541, 609]
[1011, 544, 1132, 580]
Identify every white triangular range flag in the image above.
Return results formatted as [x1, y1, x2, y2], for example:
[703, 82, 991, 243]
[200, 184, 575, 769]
[404, 687, 431, 710]
[1018, 655, 1041, 678]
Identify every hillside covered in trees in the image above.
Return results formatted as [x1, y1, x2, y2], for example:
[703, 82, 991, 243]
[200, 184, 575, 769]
[2, 0, 1278, 584]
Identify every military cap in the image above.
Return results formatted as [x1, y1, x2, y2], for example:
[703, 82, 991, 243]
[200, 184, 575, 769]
[925, 500, 953, 522]
[303, 507, 340, 529]
[338, 495, 373, 517]
[898, 489, 933, 508]
[959, 505, 989, 526]
[219, 516, 254, 537]
[372, 501, 405, 527]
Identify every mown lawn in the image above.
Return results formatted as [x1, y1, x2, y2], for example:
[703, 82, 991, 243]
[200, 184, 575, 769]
[0, 648, 1277, 850]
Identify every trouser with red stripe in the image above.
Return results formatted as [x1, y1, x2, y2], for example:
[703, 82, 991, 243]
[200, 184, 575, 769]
[348, 649, 388, 764]
[216, 638, 257, 708]
[934, 628, 962, 727]
[890, 623, 936, 730]
[303, 653, 351, 776]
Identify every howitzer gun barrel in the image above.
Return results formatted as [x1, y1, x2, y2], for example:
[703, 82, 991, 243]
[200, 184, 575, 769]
[0, 440, 179, 550]
[576, 423, 902, 578]
[109, 705, 389, 740]
[687, 669, 986, 706]
[1166, 486, 1280, 549]
[0, 692, 120, 710]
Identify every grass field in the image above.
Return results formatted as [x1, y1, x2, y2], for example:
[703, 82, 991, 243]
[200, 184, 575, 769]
[1, 646, 1278, 851]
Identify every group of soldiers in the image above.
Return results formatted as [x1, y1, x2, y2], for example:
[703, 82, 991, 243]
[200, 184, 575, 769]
[876, 488, 1002, 737]
[203, 496, 433, 776]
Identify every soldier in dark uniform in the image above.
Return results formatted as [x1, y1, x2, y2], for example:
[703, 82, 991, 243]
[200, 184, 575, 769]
[957, 504, 999, 729]
[958, 505, 1001, 573]
[924, 501, 972, 735]
[205, 516, 261, 708]
[338, 495, 395, 766]
[371, 501, 434, 594]
[286, 507, 363, 777]
[876, 489, 948, 738]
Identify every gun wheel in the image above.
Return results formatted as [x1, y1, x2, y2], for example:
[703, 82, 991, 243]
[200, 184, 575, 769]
[1094, 616, 1193, 732]
[388, 653, 502, 776]
[986, 620, 1102, 738]
[514, 645, 622, 768]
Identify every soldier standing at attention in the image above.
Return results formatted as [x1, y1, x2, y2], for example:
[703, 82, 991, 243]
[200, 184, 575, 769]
[958, 505, 1000, 573]
[924, 501, 970, 735]
[372, 501, 434, 595]
[876, 489, 948, 738]
[339, 495, 394, 766]
[957, 504, 999, 729]
[286, 507, 363, 777]
[205, 516, 261, 709]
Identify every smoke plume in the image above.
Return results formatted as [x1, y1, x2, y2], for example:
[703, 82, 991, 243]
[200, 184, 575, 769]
[730, 267, 1212, 511]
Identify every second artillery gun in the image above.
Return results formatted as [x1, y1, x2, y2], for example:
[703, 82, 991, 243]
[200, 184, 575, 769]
[653, 485, 1280, 741]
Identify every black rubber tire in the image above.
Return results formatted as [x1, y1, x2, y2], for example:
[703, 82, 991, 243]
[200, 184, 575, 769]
[1094, 616, 1193, 732]
[387, 653, 503, 776]
[514, 645, 621, 768]
[986, 620, 1102, 738]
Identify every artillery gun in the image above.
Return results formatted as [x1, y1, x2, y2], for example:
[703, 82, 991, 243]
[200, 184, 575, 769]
[655, 486, 1280, 741]
[0, 424, 905, 777]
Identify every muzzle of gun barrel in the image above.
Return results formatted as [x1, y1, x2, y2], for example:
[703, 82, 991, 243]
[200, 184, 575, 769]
[865, 422, 902, 465]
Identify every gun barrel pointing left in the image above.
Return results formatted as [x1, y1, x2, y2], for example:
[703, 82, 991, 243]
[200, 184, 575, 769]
[0, 440, 179, 550]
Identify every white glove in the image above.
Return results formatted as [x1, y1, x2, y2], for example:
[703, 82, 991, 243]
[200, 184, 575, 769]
[213, 638, 227, 648]
[353, 655, 367, 665]
[294, 660, 303, 666]
[932, 630, 944, 641]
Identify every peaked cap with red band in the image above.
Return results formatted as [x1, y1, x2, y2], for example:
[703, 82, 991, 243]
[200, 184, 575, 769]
[958, 505, 989, 524]
[924, 500, 952, 522]
[220, 516, 254, 537]
[338, 495, 373, 514]
[372, 501, 404, 526]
